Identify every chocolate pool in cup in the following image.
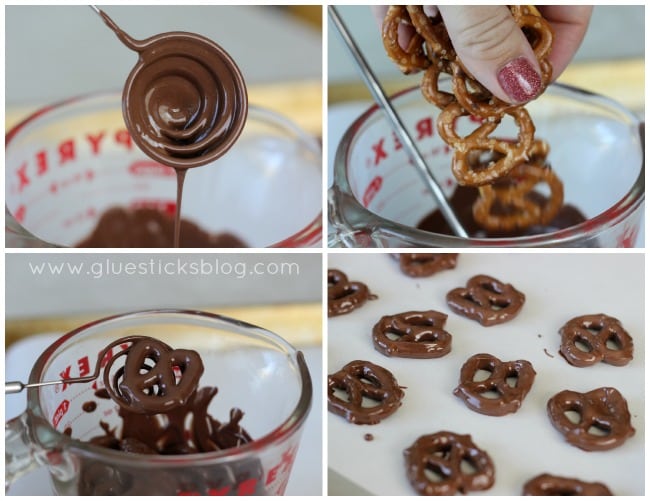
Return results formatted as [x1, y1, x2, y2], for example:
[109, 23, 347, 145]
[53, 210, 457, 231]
[5, 93, 322, 248]
[5, 309, 312, 495]
[329, 83, 644, 248]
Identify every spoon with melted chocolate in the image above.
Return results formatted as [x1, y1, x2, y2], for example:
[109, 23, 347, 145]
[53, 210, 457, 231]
[90, 6, 248, 247]
[91, 5, 248, 169]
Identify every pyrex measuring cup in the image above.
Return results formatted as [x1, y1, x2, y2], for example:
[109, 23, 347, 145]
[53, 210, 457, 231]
[5, 309, 312, 495]
[329, 83, 644, 247]
[6, 92, 322, 248]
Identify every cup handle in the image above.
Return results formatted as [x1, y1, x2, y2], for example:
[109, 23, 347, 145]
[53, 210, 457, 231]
[5, 412, 41, 490]
[6, 411, 78, 492]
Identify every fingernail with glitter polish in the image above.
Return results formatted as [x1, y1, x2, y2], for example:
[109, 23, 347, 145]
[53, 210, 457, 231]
[497, 57, 542, 103]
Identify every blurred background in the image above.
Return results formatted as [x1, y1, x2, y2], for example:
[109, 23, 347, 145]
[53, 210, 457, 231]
[328, 5, 644, 116]
[5, 5, 322, 135]
[5, 253, 321, 344]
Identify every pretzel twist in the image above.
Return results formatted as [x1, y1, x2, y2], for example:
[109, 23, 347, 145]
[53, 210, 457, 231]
[404, 432, 495, 495]
[547, 387, 635, 451]
[454, 353, 536, 415]
[372, 310, 452, 358]
[446, 274, 525, 326]
[328, 360, 404, 424]
[382, 5, 564, 231]
[382, 6, 431, 74]
[438, 103, 535, 186]
[473, 162, 564, 231]
[559, 314, 634, 367]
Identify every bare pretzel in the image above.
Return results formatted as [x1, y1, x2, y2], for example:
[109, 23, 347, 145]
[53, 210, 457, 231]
[451, 63, 514, 120]
[512, 7, 554, 86]
[437, 103, 535, 186]
[382, 5, 563, 232]
[473, 162, 564, 231]
[509, 5, 541, 19]
[382, 6, 430, 74]
[405, 6, 455, 61]
[528, 137, 551, 163]
[420, 59, 456, 108]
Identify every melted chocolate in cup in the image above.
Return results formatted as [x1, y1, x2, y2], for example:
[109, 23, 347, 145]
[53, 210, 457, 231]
[417, 186, 592, 242]
[81, 390, 260, 494]
[75, 207, 248, 248]
[98, 10, 248, 247]
[76, 335, 261, 494]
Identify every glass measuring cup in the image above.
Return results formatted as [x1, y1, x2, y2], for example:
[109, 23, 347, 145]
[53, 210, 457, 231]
[329, 83, 644, 247]
[5, 309, 313, 495]
[6, 92, 322, 248]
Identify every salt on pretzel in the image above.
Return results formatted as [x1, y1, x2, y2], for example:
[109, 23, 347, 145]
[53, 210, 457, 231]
[405, 6, 455, 62]
[420, 59, 456, 108]
[382, 6, 430, 74]
[437, 102, 535, 186]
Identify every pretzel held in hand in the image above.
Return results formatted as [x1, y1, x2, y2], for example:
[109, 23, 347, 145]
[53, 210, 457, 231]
[382, 5, 563, 232]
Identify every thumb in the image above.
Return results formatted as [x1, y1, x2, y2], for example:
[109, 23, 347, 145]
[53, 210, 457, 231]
[438, 5, 543, 104]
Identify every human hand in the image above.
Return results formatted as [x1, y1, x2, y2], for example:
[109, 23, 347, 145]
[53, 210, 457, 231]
[373, 5, 593, 104]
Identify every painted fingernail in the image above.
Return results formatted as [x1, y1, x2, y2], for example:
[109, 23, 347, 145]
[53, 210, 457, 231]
[497, 57, 542, 103]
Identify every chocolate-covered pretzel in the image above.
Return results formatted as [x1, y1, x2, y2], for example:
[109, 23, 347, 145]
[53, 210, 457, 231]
[547, 387, 635, 451]
[372, 310, 452, 358]
[404, 431, 495, 495]
[103, 336, 204, 414]
[328, 269, 373, 317]
[453, 353, 535, 416]
[328, 360, 404, 424]
[446, 274, 525, 326]
[522, 473, 613, 495]
[396, 253, 459, 277]
[559, 314, 633, 367]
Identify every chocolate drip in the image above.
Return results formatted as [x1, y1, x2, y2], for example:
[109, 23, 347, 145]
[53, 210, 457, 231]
[87, 386, 252, 455]
[76, 333, 260, 495]
[95, 9, 248, 249]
